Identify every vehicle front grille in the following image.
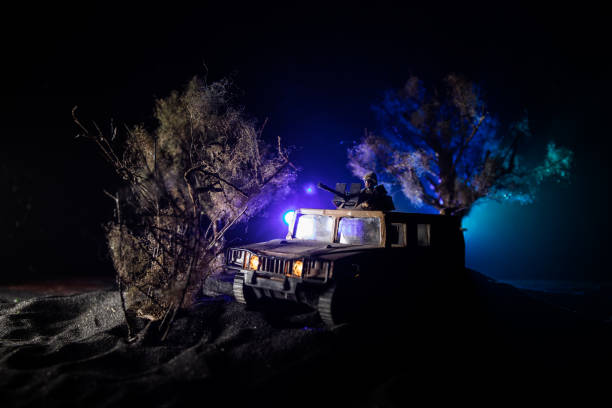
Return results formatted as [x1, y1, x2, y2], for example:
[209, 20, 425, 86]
[227, 249, 244, 265]
[227, 249, 328, 278]
[258, 255, 292, 275]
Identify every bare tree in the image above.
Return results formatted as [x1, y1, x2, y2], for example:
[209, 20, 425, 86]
[74, 77, 296, 337]
[348, 74, 573, 219]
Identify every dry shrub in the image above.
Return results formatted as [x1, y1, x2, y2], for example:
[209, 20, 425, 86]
[76, 77, 296, 324]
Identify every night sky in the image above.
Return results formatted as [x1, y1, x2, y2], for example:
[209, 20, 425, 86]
[1, 4, 609, 284]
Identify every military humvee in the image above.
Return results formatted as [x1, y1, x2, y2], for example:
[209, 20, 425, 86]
[225, 208, 465, 326]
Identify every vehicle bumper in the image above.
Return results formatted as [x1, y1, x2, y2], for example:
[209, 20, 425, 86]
[227, 266, 324, 305]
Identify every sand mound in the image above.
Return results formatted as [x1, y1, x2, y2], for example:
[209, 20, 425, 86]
[0, 289, 340, 407]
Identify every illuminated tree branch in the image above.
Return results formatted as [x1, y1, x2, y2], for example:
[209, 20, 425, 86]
[348, 74, 573, 219]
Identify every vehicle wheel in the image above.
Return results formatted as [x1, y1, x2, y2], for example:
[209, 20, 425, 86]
[233, 273, 256, 305]
[317, 283, 352, 327]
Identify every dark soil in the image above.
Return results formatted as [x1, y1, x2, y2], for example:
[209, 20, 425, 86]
[1, 269, 609, 407]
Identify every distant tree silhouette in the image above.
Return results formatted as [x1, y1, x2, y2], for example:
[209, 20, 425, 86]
[348, 74, 573, 219]
[75, 77, 296, 338]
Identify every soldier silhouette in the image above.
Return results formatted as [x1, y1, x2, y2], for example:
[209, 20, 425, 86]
[356, 172, 395, 211]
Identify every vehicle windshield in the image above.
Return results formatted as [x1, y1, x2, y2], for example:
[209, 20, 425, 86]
[337, 217, 381, 245]
[294, 214, 334, 242]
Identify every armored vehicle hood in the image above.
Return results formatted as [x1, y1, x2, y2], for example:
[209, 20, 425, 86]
[238, 239, 379, 261]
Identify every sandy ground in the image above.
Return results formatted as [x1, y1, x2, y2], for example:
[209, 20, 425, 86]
[1, 270, 610, 407]
[0, 278, 115, 301]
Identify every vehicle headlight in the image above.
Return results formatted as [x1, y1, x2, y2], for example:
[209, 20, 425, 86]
[248, 254, 260, 270]
[292, 260, 303, 277]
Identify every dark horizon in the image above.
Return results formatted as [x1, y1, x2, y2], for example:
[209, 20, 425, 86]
[1, 4, 609, 284]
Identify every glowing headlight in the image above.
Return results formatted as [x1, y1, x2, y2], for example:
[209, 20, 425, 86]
[292, 260, 303, 277]
[248, 254, 260, 270]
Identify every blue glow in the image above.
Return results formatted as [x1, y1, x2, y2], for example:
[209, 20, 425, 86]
[283, 210, 296, 225]
[306, 187, 313, 193]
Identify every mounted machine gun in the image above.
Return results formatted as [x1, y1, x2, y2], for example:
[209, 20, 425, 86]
[317, 182, 362, 209]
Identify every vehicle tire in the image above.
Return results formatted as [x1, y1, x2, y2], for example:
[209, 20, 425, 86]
[233, 273, 256, 305]
[317, 283, 352, 327]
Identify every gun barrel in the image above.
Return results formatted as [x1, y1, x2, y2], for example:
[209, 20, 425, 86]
[317, 183, 347, 198]
[317, 183, 363, 201]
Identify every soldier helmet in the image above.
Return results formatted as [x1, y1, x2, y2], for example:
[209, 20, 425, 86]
[363, 172, 377, 185]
